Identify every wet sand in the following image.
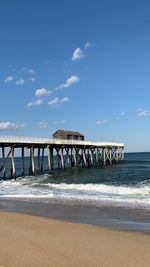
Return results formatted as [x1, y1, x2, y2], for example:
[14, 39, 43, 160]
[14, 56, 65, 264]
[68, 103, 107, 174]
[0, 210, 150, 267]
[0, 199, 150, 233]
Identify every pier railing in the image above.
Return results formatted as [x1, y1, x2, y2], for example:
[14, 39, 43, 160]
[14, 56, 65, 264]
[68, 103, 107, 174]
[0, 136, 124, 148]
[0, 136, 50, 144]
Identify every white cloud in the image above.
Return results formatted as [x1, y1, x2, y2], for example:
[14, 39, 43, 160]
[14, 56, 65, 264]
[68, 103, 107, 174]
[53, 120, 67, 124]
[5, 67, 37, 85]
[72, 48, 86, 61]
[53, 121, 58, 125]
[18, 67, 27, 74]
[37, 121, 49, 128]
[96, 120, 107, 125]
[71, 42, 94, 61]
[60, 97, 68, 103]
[61, 120, 67, 124]
[0, 121, 26, 130]
[115, 112, 126, 120]
[16, 78, 25, 86]
[27, 87, 51, 109]
[48, 97, 59, 106]
[27, 99, 43, 108]
[137, 109, 150, 118]
[4, 75, 14, 83]
[19, 67, 37, 75]
[35, 88, 52, 97]
[29, 77, 36, 82]
[60, 75, 80, 89]
[84, 42, 94, 49]
[28, 69, 37, 75]
[48, 97, 69, 108]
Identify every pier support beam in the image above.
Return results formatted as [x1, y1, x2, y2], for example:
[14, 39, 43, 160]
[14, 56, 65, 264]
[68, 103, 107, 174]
[56, 148, 60, 168]
[60, 147, 64, 169]
[65, 148, 70, 167]
[90, 148, 94, 165]
[73, 147, 77, 166]
[121, 148, 124, 160]
[37, 147, 41, 175]
[95, 147, 99, 164]
[109, 148, 112, 164]
[11, 145, 16, 178]
[41, 147, 44, 173]
[70, 148, 73, 166]
[29, 145, 35, 176]
[83, 148, 87, 167]
[102, 148, 106, 165]
[47, 146, 53, 172]
[2, 146, 6, 179]
[115, 148, 119, 162]
[21, 147, 25, 176]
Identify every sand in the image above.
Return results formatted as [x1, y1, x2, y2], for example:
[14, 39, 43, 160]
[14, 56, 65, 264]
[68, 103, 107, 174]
[0, 211, 149, 267]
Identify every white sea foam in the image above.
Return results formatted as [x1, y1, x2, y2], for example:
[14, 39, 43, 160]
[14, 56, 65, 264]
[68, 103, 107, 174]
[0, 178, 150, 209]
[44, 182, 150, 195]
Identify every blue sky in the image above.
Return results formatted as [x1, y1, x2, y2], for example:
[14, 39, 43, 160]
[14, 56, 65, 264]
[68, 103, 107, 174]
[0, 0, 150, 152]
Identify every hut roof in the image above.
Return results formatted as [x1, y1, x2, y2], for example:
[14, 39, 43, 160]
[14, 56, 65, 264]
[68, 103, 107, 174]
[53, 129, 84, 137]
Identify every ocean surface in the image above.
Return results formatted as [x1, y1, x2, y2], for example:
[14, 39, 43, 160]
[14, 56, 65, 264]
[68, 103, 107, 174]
[0, 152, 150, 210]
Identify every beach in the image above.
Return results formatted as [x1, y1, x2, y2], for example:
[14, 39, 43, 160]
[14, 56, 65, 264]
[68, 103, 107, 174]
[0, 210, 150, 267]
[0, 153, 150, 266]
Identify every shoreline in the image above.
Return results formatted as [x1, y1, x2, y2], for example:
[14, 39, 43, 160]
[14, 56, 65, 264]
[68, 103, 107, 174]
[0, 210, 150, 267]
[0, 198, 150, 234]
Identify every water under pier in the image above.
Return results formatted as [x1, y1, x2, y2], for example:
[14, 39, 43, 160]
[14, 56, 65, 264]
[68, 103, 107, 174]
[0, 136, 124, 179]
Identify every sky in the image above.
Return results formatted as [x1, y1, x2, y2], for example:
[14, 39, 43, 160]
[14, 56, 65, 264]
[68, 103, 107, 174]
[0, 0, 150, 152]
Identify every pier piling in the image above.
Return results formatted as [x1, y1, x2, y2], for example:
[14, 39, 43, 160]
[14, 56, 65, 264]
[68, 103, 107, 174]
[21, 147, 25, 176]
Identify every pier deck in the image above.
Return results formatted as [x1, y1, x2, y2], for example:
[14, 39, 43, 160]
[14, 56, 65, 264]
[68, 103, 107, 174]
[0, 136, 124, 178]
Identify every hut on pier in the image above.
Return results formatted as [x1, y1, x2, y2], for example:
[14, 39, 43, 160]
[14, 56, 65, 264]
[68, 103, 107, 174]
[52, 129, 84, 141]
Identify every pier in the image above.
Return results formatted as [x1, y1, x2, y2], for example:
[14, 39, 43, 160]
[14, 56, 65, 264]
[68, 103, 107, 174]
[0, 135, 124, 179]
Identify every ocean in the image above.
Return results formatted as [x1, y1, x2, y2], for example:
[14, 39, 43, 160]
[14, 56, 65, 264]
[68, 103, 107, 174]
[0, 152, 150, 232]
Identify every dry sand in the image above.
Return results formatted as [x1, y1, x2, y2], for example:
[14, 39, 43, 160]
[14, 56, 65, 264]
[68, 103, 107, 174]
[0, 211, 149, 267]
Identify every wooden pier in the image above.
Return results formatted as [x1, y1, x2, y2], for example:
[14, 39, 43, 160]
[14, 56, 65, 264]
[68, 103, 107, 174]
[0, 136, 124, 179]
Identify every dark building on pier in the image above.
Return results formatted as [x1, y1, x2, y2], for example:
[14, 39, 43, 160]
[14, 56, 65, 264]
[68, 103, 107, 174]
[53, 129, 84, 141]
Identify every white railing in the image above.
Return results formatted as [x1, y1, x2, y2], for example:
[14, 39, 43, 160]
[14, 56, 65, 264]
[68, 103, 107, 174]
[0, 136, 50, 144]
[51, 139, 124, 147]
[0, 136, 124, 147]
